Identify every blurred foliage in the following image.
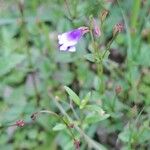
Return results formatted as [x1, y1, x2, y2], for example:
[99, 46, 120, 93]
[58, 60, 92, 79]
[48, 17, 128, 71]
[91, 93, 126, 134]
[0, 0, 150, 150]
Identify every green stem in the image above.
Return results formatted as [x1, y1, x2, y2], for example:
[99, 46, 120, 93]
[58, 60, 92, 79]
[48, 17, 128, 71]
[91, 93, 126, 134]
[26, 46, 40, 106]
[39, 110, 75, 140]
[116, 0, 132, 60]
[89, 20, 104, 93]
[19, 10, 40, 107]
[102, 33, 117, 59]
[70, 100, 80, 120]
[49, 94, 106, 150]
[64, 0, 72, 19]
[111, 94, 117, 112]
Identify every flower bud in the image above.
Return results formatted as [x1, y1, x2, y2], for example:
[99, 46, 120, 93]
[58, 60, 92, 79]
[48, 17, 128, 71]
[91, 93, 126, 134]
[100, 9, 109, 23]
[74, 139, 80, 150]
[18, 0, 24, 16]
[16, 120, 25, 127]
[93, 19, 101, 37]
[115, 85, 122, 94]
[69, 123, 74, 128]
[113, 22, 124, 36]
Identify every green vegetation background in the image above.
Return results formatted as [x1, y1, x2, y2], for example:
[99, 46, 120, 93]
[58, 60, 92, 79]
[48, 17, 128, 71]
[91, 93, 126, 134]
[0, 0, 150, 150]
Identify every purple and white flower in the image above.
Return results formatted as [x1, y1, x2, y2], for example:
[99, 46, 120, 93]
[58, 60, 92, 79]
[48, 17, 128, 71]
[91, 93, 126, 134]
[58, 26, 89, 52]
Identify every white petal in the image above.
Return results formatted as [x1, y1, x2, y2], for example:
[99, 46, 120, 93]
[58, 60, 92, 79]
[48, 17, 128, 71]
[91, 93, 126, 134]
[58, 35, 61, 40]
[59, 44, 68, 51]
[58, 32, 77, 47]
[68, 46, 76, 52]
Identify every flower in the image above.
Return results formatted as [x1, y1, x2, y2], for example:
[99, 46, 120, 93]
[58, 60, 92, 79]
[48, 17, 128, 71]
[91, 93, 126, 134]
[58, 26, 89, 52]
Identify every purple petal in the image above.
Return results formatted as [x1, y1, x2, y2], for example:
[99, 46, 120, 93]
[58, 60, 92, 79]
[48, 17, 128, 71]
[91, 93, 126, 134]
[68, 29, 82, 41]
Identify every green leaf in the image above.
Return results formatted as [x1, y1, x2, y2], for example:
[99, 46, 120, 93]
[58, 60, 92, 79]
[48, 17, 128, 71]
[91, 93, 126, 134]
[85, 104, 103, 112]
[52, 123, 66, 131]
[80, 92, 91, 109]
[131, 0, 141, 28]
[84, 113, 110, 124]
[137, 44, 150, 67]
[103, 50, 110, 60]
[54, 70, 74, 85]
[118, 125, 130, 142]
[0, 54, 25, 77]
[84, 53, 95, 62]
[64, 86, 80, 106]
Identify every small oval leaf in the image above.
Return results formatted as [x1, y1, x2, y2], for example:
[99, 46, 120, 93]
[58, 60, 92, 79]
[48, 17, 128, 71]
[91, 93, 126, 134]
[52, 123, 66, 131]
[64, 86, 80, 106]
